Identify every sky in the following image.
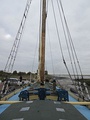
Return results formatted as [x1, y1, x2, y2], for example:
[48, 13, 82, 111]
[0, 0, 90, 75]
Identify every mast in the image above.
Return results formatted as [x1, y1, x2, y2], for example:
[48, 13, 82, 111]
[39, 0, 47, 83]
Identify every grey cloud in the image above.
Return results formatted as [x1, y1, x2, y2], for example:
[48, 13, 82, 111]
[0, 0, 90, 75]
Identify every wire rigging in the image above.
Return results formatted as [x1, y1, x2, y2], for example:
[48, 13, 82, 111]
[2, 0, 89, 100]
[51, 0, 64, 59]
[31, 37, 39, 73]
[53, 0, 80, 93]
[58, 0, 83, 79]
[4, 0, 32, 74]
[58, 0, 79, 79]
[51, 0, 73, 80]
[56, 0, 76, 80]
[56, 0, 89, 99]
[47, 21, 55, 75]
[1, 0, 32, 95]
[58, 0, 89, 100]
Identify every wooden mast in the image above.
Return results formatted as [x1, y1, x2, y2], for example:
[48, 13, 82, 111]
[39, 0, 47, 83]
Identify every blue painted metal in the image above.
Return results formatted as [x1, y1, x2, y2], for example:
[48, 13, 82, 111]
[18, 90, 29, 101]
[0, 86, 90, 120]
[34, 91, 50, 95]
[56, 87, 69, 101]
[34, 88, 50, 100]
[69, 95, 90, 120]
[56, 86, 90, 119]
[38, 88, 46, 100]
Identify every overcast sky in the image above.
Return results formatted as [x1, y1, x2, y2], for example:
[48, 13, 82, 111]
[0, 0, 90, 75]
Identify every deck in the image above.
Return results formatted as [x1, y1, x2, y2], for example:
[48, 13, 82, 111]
[0, 100, 87, 120]
[0, 82, 90, 120]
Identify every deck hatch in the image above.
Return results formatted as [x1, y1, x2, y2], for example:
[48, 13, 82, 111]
[20, 107, 30, 111]
[12, 118, 24, 120]
[56, 108, 65, 112]
[26, 101, 33, 104]
[54, 101, 61, 104]
[59, 119, 66, 120]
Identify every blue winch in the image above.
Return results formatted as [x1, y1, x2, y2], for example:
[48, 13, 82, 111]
[56, 87, 69, 101]
[18, 90, 29, 101]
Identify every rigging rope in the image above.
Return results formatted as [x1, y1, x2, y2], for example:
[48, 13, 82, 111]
[51, 0, 64, 59]
[56, 0, 76, 80]
[4, 0, 32, 74]
[31, 37, 39, 73]
[46, 0, 49, 13]
[1, 0, 32, 95]
[51, 0, 84, 99]
[58, 0, 83, 79]
[51, 0, 73, 80]
[55, 0, 81, 95]
[47, 22, 55, 75]
[57, 0, 90, 100]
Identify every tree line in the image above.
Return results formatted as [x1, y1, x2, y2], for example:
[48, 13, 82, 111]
[0, 70, 31, 76]
[0, 70, 48, 77]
